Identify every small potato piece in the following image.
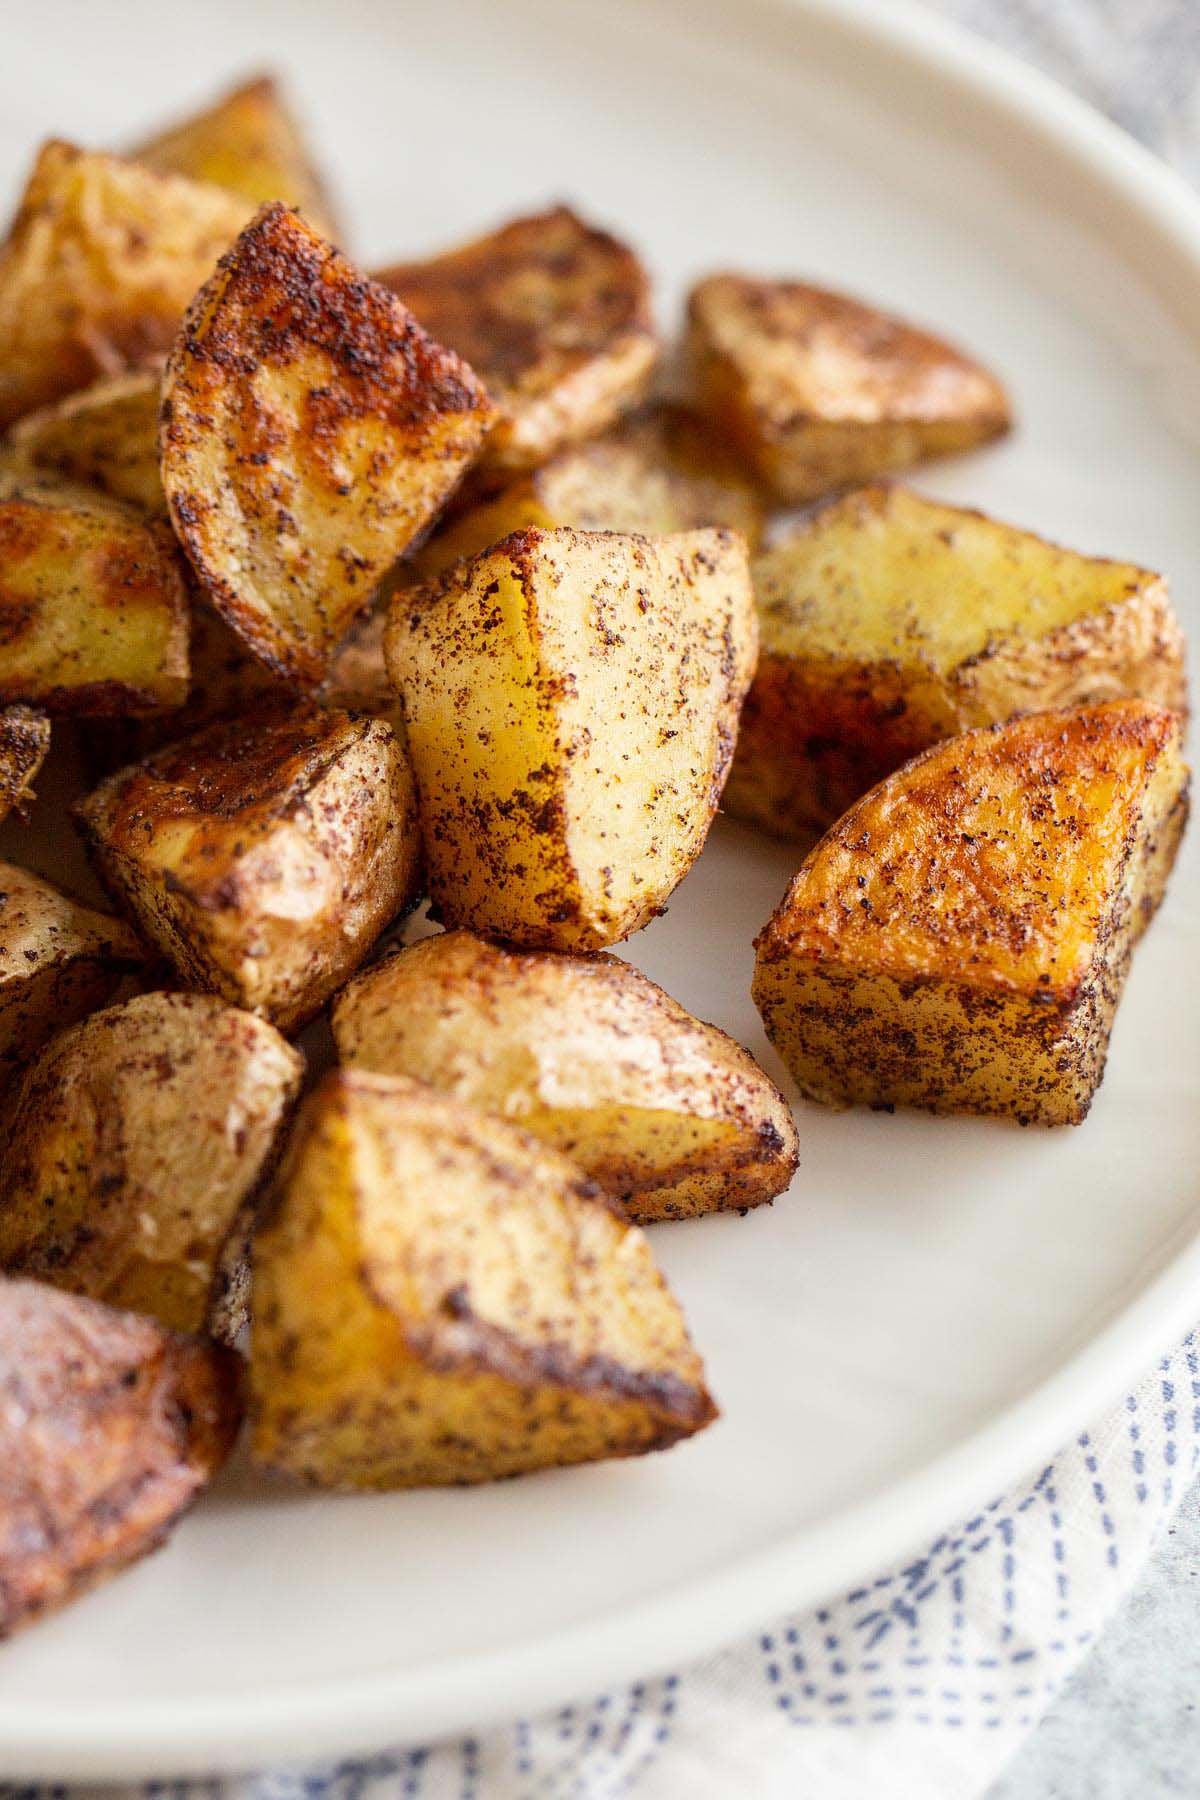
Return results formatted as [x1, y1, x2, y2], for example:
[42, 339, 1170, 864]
[0, 1279, 241, 1638]
[0, 706, 50, 823]
[0, 471, 190, 715]
[161, 203, 495, 688]
[413, 404, 766, 578]
[0, 991, 303, 1337]
[726, 484, 1188, 841]
[9, 370, 165, 514]
[386, 526, 756, 950]
[0, 140, 252, 429]
[0, 861, 142, 1092]
[75, 704, 421, 1031]
[753, 703, 1188, 1126]
[379, 206, 658, 469]
[131, 74, 340, 242]
[251, 1069, 716, 1488]
[686, 274, 1011, 503]
[333, 931, 798, 1221]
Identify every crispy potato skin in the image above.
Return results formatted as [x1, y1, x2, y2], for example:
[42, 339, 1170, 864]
[334, 931, 797, 1221]
[0, 991, 303, 1337]
[75, 703, 421, 1031]
[0, 861, 142, 1094]
[161, 204, 495, 688]
[0, 141, 251, 429]
[686, 276, 1011, 502]
[131, 74, 341, 243]
[0, 472, 190, 715]
[0, 1279, 242, 1638]
[386, 525, 757, 950]
[0, 705, 50, 823]
[753, 703, 1189, 1125]
[9, 370, 166, 515]
[250, 1069, 716, 1488]
[725, 485, 1189, 841]
[379, 206, 658, 469]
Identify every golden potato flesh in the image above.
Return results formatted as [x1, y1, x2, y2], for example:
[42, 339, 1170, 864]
[9, 370, 165, 515]
[75, 703, 421, 1031]
[0, 706, 50, 823]
[250, 1069, 716, 1488]
[0, 140, 252, 429]
[161, 203, 495, 688]
[379, 206, 658, 469]
[725, 484, 1188, 841]
[385, 526, 757, 950]
[131, 74, 340, 243]
[413, 403, 766, 579]
[333, 930, 798, 1221]
[686, 275, 1011, 503]
[0, 1278, 242, 1639]
[0, 991, 303, 1338]
[0, 861, 142, 1093]
[0, 471, 190, 715]
[753, 703, 1188, 1126]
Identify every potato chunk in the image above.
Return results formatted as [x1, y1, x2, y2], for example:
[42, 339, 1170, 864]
[250, 1069, 716, 1488]
[686, 275, 1011, 502]
[75, 703, 421, 1031]
[0, 861, 142, 1093]
[386, 526, 756, 950]
[0, 140, 251, 429]
[0, 1279, 241, 1638]
[413, 404, 766, 578]
[753, 703, 1188, 1126]
[9, 370, 165, 515]
[161, 204, 494, 688]
[333, 930, 798, 1221]
[131, 74, 340, 242]
[379, 206, 658, 469]
[0, 471, 190, 715]
[726, 485, 1188, 841]
[0, 706, 50, 823]
[0, 991, 303, 1337]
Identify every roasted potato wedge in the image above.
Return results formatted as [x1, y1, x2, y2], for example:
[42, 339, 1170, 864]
[131, 74, 340, 242]
[726, 484, 1188, 841]
[251, 1069, 716, 1488]
[386, 526, 756, 950]
[379, 206, 658, 469]
[686, 274, 1011, 502]
[0, 1279, 242, 1638]
[8, 369, 165, 514]
[161, 203, 494, 688]
[0, 470, 190, 715]
[413, 403, 766, 579]
[75, 703, 421, 1031]
[0, 991, 303, 1337]
[0, 705, 50, 823]
[0, 861, 142, 1093]
[333, 930, 798, 1221]
[753, 702, 1188, 1126]
[0, 140, 251, 429]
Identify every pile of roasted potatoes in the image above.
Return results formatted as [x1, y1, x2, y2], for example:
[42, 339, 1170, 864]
[0, 73, 1188, 1637]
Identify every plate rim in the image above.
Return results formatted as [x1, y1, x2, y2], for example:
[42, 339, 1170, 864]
[7, 0, 1200, 1775]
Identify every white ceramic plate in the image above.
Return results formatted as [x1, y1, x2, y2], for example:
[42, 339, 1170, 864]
[2, 0, 1200, 1777]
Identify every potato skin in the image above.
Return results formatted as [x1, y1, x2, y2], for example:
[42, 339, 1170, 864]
[0, 991, 304, 1338]
[386, 525, 757, 950]
[686, 275, 1011, 502]
[726, 485, 1188, 841]
[753, 703, 1189, 1125]
[161, 203, 495, 688]
[0, 705, 50, 823]
[333, 931, 798, 1221]
[251, 1069, 716, 1489]
[75, 703, 422, 1032]
[379, 206, 658, 469]
[0, 1279, 242, 1638]
[0, 861, 142, 1094]
[9, 370, 166, 515]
